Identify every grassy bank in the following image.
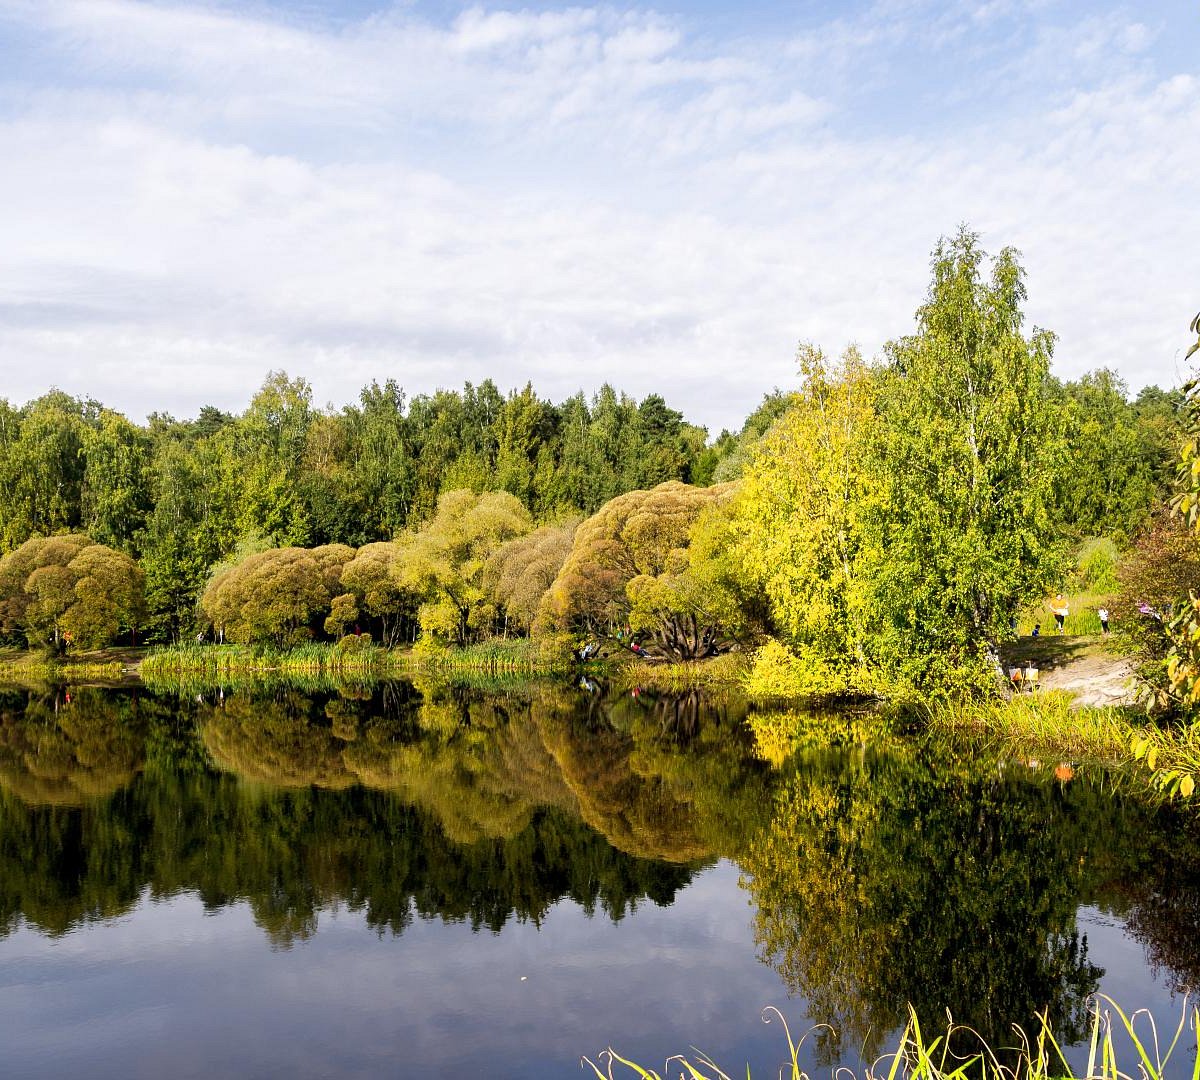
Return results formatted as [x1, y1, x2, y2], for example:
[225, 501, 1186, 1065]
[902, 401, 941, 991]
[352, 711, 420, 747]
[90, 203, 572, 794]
[586, 998, 1198, 1080]
[924, 691, 1139, 764]
[140, 641, 403, 679]
[607, 652, 749, 692]
[138, 637, 574, 685]
[407, 637, 575, 676]
[0, 647, 128, 683]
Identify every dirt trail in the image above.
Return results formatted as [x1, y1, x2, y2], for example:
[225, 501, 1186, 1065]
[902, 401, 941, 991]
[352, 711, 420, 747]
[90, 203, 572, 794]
[1002, 636, 1137, 708]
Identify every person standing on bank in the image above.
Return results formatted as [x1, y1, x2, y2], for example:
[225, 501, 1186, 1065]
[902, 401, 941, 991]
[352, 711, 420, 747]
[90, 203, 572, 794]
[1053, 594, 1069, 634]
[1098, 606, 1110, 635]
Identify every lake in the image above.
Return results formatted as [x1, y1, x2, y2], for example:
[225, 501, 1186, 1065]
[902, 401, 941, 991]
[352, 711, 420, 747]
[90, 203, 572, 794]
[0, 680, 1197, 1078]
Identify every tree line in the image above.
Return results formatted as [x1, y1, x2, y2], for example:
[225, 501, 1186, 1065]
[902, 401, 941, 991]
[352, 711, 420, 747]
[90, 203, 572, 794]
[0, 378, 718, 642]
[0, 229, 1185, 690]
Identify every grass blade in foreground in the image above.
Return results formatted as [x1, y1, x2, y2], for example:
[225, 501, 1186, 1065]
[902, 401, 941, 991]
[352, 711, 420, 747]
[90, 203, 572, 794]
[582, 998, 1198, 1080]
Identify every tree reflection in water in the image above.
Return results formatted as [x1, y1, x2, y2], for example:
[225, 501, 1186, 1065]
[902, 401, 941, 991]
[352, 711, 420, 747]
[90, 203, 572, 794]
[740, 749, 1125, 1061]
[0, 679, 1196, 1047]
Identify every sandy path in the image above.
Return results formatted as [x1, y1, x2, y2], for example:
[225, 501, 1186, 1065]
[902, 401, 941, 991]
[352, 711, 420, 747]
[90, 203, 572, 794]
[1003, 637, 1138, 708]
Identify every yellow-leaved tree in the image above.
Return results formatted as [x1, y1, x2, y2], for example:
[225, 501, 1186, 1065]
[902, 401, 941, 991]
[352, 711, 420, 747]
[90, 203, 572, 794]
[731, 344, 881, 694]
[393, 489, 533, 646]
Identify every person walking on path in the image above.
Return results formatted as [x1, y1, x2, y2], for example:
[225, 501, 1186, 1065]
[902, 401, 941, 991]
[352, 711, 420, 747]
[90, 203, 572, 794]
[1052, 594, 1069, 634]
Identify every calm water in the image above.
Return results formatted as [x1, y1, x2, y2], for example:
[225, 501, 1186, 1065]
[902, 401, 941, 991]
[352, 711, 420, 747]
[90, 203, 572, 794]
[1, 681, 1198, 1079]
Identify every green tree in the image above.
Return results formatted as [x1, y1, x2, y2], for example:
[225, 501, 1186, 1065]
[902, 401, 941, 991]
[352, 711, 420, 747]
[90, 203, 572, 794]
[339, 542, 419, 646]
[138, 435, 235, 643]
[232, 371, 315, 545]
[1053, 370, 1178, 543]
[1152, 311, 1200, 711]
[872, 230, 1063, 689]
[341, 380, 415, 540]
[730, 345, 878, 687]
[60, 543, 145, 648]
[0, 535, 143, 650]
[541, 480, 739, 656]
[492, 383, 552, 511]
[81, 409, 153, 552]
[394, 490, 533, 645]
[201, 548, 332, 646]
[0, 392, 97, 552]
[711, 389, 795, 483]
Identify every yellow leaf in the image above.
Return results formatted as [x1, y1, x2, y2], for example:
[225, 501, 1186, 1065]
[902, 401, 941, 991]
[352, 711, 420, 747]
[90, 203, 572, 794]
[1147, 747, 1158, 771]
[1182, 775, 1196, 798]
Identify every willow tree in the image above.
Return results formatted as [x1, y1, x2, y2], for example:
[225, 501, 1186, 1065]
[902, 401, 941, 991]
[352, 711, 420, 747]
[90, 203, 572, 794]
[871, 229, 1063, 688]
[338, 542, 418, 646]
[201, 547, 333, 646]
[540, 480, 740, 658]
[484, 521, 578, 634]
[393, 489, 533, 645]
[0, 534, 144, 650]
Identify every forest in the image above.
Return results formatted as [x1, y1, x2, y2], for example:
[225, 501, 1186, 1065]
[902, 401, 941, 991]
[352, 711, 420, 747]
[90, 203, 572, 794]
[0, 231, 1194, 701]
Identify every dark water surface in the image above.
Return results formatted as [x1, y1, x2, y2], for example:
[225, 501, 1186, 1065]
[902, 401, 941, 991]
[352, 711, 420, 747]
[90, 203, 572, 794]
[1, 682, 1198, 1079]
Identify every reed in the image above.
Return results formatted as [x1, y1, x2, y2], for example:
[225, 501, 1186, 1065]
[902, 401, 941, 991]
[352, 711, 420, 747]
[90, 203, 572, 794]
[406, 638, 571, 675]
[608, 652, 749, 692]
[140, 641, 404, 677]
[924, 692, 1138, 763]
[583, 997, 1199, 1080]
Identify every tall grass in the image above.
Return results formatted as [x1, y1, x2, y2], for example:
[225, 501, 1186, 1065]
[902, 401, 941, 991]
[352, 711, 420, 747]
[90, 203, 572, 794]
[140, 641, 400, 676]
[924, 692, 1138, 763]
[583, 997, 1199, 1080]
[609, 652, 748, 692]
[408, 637, 571, 675]
[0, 651, 125, 683]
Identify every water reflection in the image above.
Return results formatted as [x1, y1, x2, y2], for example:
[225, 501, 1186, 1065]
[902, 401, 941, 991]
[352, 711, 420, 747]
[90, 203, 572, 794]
[0, 680, 1198, 1067]
[742, 751, 1115, 1060]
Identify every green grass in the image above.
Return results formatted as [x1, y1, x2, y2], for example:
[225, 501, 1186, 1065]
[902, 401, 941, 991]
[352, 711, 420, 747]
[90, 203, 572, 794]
[407, 637, 572, 675]
[608, 652, 749, 692]
[924, 691, 1139, 764]
[140, 641, 402, 674]
[0, 648, 127, 683]
[1017, 591, 1115, 638]
[584, 997, 1199, 1080]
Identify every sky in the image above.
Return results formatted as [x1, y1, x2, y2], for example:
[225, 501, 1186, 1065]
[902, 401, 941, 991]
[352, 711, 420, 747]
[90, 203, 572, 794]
[0, 0, 1197, 435]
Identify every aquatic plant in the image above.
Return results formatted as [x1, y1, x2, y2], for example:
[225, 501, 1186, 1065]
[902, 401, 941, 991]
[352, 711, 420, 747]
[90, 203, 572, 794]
[140, 641, 399, 675]
[924, 692, 1136, 763]
[407, 636, 570, 674]
[583, 997, 1199, 1080]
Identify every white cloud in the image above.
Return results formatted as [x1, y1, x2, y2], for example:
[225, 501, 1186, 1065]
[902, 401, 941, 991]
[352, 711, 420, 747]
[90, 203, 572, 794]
[0, 0, 1197, 434]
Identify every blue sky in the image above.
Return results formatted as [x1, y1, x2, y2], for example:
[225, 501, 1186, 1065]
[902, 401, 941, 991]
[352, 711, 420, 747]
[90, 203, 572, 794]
[0, 0, 1197, 433]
